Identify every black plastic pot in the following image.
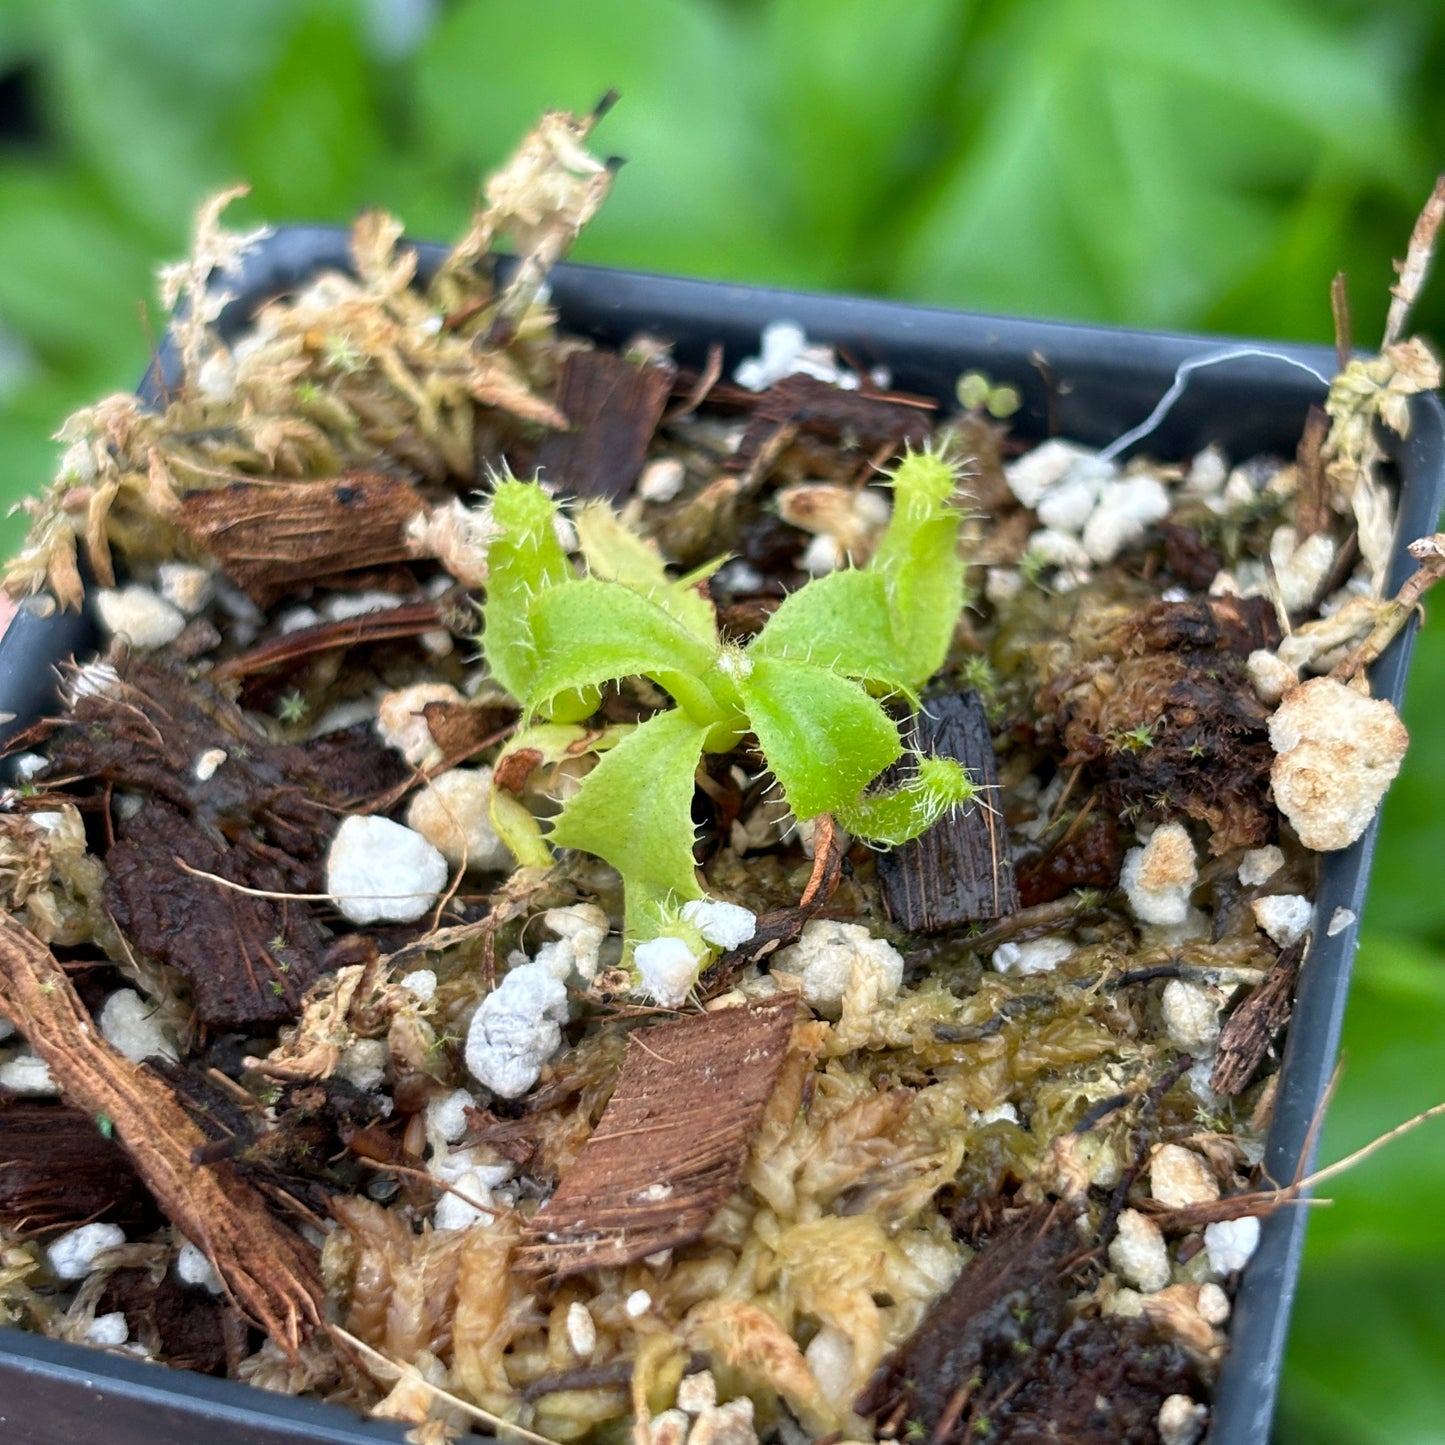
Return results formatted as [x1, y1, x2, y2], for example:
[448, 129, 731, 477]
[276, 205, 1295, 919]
[0, 231, 1440, 1445]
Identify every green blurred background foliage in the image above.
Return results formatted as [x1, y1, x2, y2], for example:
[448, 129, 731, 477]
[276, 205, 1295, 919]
[0, 1, 1443, 1439]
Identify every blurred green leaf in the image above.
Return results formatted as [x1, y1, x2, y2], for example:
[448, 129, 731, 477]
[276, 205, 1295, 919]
[232, 3, 385, 219]
[1277, 929, 1445, 1443]
[758, 0, 973, 284]
[34, 0, 294, 236]
[412, 0, 810, 284]
[894, 0, 1423, 329]
[1281, 1257, 1445, 1445]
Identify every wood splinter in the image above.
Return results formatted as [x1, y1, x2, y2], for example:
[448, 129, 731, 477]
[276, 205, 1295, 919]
[0, 911, 322, 1357]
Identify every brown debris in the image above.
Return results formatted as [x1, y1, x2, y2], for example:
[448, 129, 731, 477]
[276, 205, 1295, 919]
[0, 1098, 157, 1233]
[725, 374, 935, 477]
[175, 472, 427, 606]
[1293, 405, 1333, 541]
[0, 915, 322, 1354]
[1043, 597, 1281, 854]
[517, 993, 798, 1276]
[534, 350, 677, 502]
[211, 598, 445, 681]
[100, 1265, 245, 1376]
[878, 692, 1019, 931]
[1210, 933, 1308, 1096]
[1015, 809, 1124, 908]
[856, 1202, 1076, 1440]
[106, 800, 328, 1027]
[40, 659, 403, 1026]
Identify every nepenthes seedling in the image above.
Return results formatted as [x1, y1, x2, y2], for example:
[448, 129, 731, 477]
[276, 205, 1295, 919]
[481, 448, 978, 998]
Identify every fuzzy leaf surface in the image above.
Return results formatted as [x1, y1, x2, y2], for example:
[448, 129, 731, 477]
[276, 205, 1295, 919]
[526, 577, 721, 721]
[739, 656, 902, 823]
[547, 706, 709, 933]
[482, 480, 575, 706]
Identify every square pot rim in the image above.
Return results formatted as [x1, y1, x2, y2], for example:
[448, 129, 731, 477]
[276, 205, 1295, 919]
[0, 226, 1440, 1445]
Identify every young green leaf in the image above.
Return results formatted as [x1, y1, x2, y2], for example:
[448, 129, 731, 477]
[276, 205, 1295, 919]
[526, 577, 722, 722]
[547, 706, 710, 939]
[835, 755, 976, 847]
[573, 499, 720, 646]
[869, 448, 966, 685]
[738, 655, 903, 822]
[482, 479, 575, 704]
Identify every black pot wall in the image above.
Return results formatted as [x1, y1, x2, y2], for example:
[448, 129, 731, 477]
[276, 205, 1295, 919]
[0, 230, 1441, 1445]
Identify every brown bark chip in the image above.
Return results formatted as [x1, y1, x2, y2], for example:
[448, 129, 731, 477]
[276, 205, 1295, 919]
[518, 993, 798, 1276]
[176, 472, 427, 606]
[0, 915, 322, 1355]
[1210, 933, 1308, 1096]
[534, 350, 677, 502]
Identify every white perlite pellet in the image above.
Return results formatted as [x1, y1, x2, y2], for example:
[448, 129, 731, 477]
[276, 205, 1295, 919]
[1108, 1208, 1170, 1293]
[1269, 677, 1408, 851]
[1204, 1216, 1261, 1274]
[804, 1324, 856, 1409]
[634, 936, 701, 1009]
[639, 457, 685, 502]
[1149, 1144, 1220, 1208]
[94, 585, 186, 648]
[464, 959, 570, 1098]
[992, 935, 1074, 976]
[405, 767, 513, 873]
[427, 1087, 476, 1145]
[1238, 845, 1285, 888]
[1081, 475, 1171, 564]
[1121, 823, 1198, 926]
[680, 898, 758, 950]
[1251, 893, 1313, 947]
[325, 814, 448, 925]
[770, 919, 904, 1019]
[1157, 1394, 1209, 1445]
[85, 1312, 130, 1347]
[156, 562, 214, 616]
[625, 1288, 652, 1318]
[399, 968, 438, 1003]
[677, 1371, 718, 1415]
[335, 1038, 388, 1093]
[176, 1239, 223, 1293]
[47, 1222, 125, 1281]
[1161, 980, 1222, 1053]
[98, 989, 178, 1064]
[566, 1301, 597, 1359]
[1327, 907, 1357, 937]
[1196, 1282, 1230, 1325]
[0, 1051, 57, 1096]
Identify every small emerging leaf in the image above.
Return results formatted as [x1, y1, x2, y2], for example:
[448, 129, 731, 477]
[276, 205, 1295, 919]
[835, 755, 976, 847]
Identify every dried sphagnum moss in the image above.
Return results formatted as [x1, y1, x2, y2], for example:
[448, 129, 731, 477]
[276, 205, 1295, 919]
[2, 111, 1444, 1445]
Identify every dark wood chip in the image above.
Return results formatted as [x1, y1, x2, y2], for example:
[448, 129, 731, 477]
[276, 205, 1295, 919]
[1210, 933, 1308, 1096]
[175, 472, 426, 606]
[517, 993, 798, 1276]
[534, 350, 677, 502]
[855, 1203, 1074, 1438]
[878, 692, 1018, 931]
[100, 1266, 243, 1376]
[0, 1098, 158, 1232]
[726, 374, 935, 477]
[211, 599, 444, 681]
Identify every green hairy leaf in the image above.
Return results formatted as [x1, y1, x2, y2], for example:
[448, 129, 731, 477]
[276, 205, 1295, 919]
[478, 447, 971, 951]
[547, 707, 710, 938]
